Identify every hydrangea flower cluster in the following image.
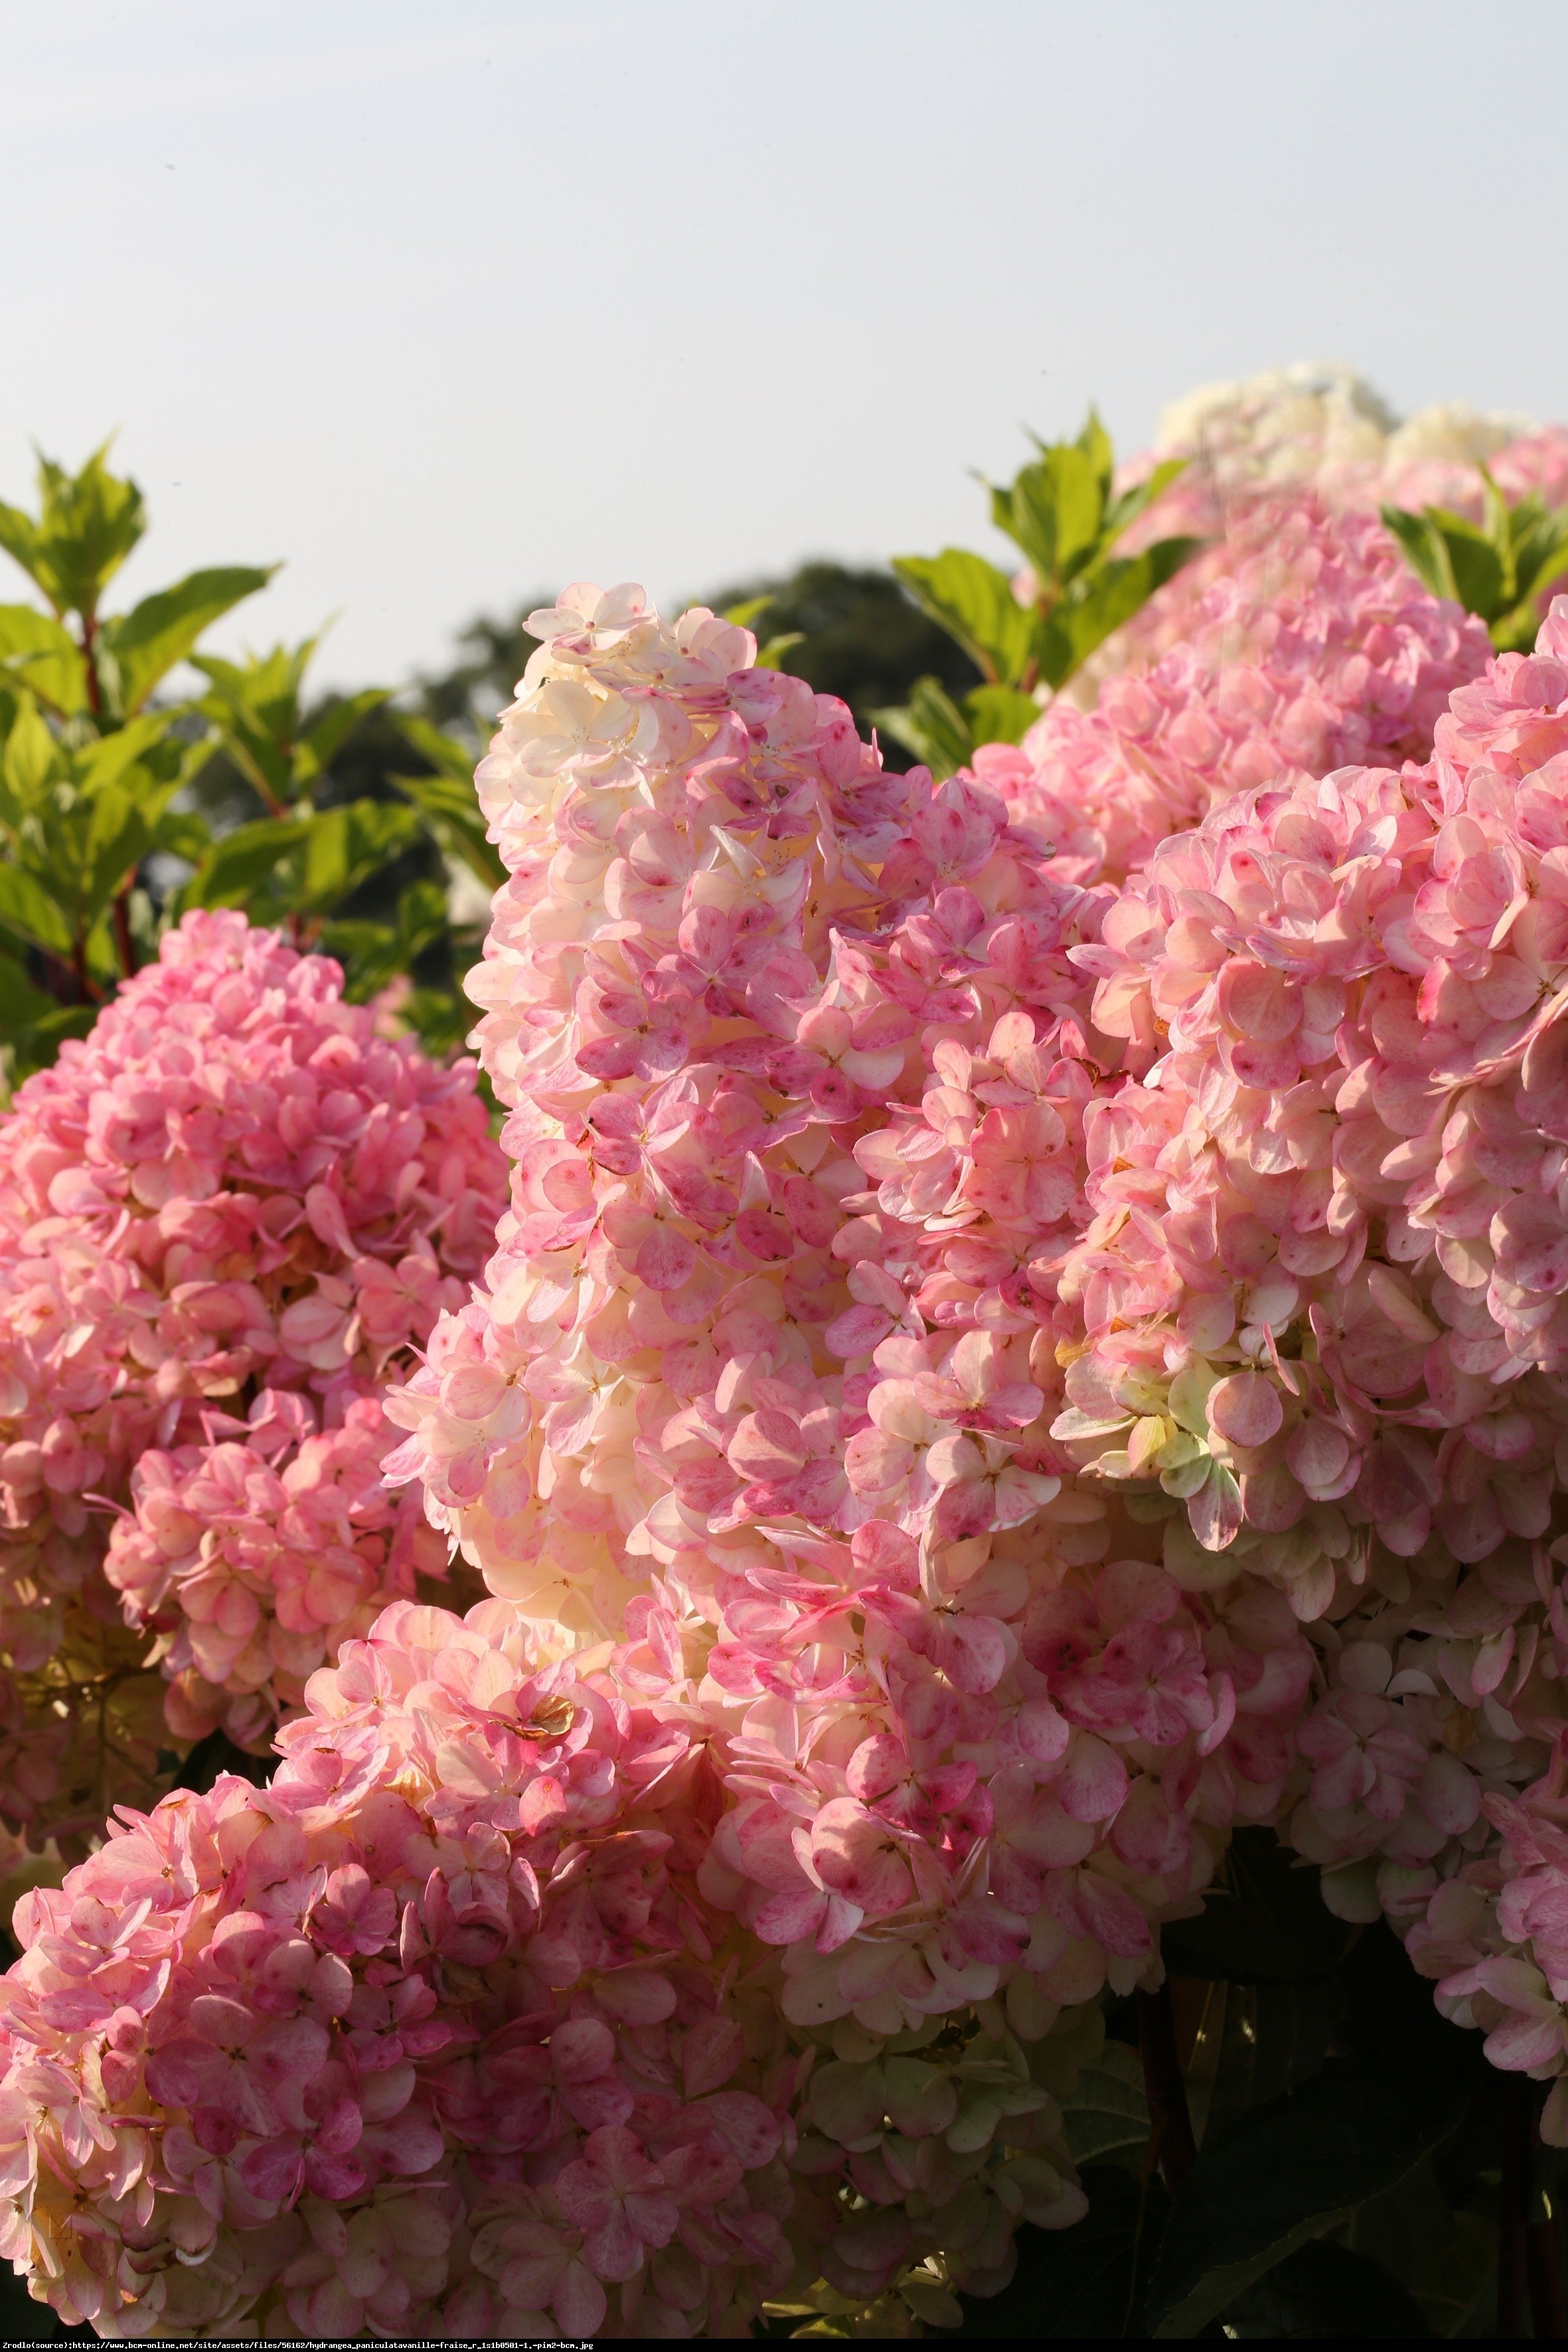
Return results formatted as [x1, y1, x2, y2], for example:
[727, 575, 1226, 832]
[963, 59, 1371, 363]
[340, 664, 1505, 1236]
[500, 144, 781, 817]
[1000, 491, 1492, 884]
[0, 1596, 1087, 2337]
[0, 911, 505, 1850]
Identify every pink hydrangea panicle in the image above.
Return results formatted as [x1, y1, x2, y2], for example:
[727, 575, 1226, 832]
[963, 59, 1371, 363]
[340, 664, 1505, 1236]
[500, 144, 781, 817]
[389, 581, 1342, 2296]
[0, 1594, 1085, 2335]
[1008, 493, 1491, 884]
[0, 909, 507, 1836]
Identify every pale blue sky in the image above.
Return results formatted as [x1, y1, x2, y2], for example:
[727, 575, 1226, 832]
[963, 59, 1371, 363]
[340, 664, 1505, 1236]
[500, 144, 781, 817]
[7, 0, 1567, 690]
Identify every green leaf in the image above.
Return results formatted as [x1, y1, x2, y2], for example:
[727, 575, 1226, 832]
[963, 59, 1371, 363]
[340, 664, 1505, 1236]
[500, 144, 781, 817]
[193, 639, 318, 808]
[100, 564, 275, 716]
[1346, 2156, 1496, 2337]
[182, 815, 311, 910]
[323, 878, 449, 1003]
[1075, 406, 1115, 504]
[1145, 2071, 1461, 2337]
[721, 594, 773, 629]
[75, 712, 180, 795]
[6, 1000, 97, 1083]
[1428, 510, 1506, 620]
[1105, 455, 1190, 544]
[82, 784, 154, 927]
[0, 950, 59, 1036]
[963, 682, 1041, 748]
[1014, 445, 1107, 586]
[1215, 2240, 1431, 2339]
[0, 863, 74, 957]
[754, 631, 805, 672]
[1509, 503, 1568, 606]
[871, 676, 973, 781]
[1047, 536, 1204, 682]
[0, 441, 145, 621]
[297, 799, 419, 916]
[0, 605, 86, 716]
[390, 768, 503, 889]
[296, 686, 391, 785]
[1059, 2038, 1149, 2171]
[1380, 504, 1456, 602]
[148, 807, 212, 866]
[1194, 1978, 1346, 2154]
[392, 713, 481, 783]
[401, 984, 479, 1060]
[891, 551, 1036, 686]
[1, 697, 64, 817]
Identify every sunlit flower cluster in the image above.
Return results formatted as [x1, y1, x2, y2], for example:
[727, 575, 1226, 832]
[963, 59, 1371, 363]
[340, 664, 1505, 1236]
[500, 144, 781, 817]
[0, 911, 505, 1849]
[1000, 490, 1491, 883]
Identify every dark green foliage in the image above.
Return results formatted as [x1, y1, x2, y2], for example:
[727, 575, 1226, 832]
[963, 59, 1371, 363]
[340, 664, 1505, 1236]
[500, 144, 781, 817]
[898, 1831, 1519, 2341]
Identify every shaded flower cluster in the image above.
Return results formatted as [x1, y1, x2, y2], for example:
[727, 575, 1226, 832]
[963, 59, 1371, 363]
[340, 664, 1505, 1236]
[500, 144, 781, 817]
[0, 911, 505, 1850]
[0, 1597, 1085, 2337]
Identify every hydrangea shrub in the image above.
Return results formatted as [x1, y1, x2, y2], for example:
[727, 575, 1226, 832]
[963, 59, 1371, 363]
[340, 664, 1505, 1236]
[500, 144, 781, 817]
[13, 386, 1568, 2335]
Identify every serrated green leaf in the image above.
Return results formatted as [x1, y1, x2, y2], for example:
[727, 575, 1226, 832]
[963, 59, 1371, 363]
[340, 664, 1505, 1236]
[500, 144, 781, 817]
[0, 863, 74, 957]
[182, 815, 311, 911]
[296, 686, 390, 785]
[0, 605, 86, 716]
[1060, 2039, 1149, 2170]
[1429, 510, 1506, 620]
[1380, 503, 1456, 602]
[963, 682, 1041, 748]
[1, 698, 64, 814]
[0, 442, 145, 621]
[1028, 446, 1107, 584]
[193, 639, 318, 807]
[1146, 2072, 1460, 2337]
[871, 676, 973, 781]
[891, 550, 1037, 686]
[100, 564, 275, 716]
[297, 799, 418, 915]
